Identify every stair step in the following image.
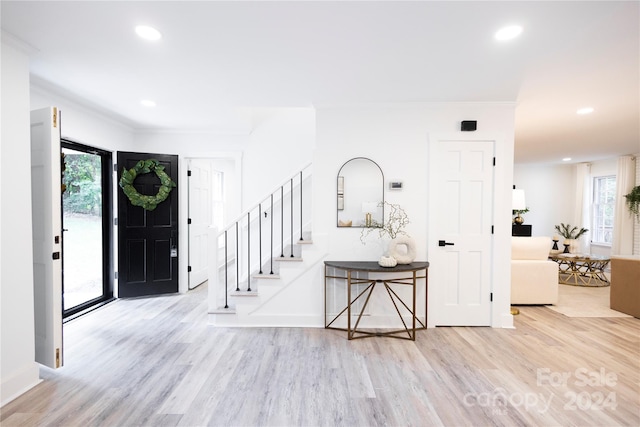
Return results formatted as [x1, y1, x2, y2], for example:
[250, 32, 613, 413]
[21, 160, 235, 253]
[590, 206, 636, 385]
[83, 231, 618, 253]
[229, 290, 259, 297]
[253, 273, 281, 279]
[211, 307, 236, 314]
[275, 256, 303, 262]
[297, 239, 313, 245]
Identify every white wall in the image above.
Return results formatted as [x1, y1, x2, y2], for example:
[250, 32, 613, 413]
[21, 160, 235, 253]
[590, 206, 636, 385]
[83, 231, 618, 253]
[513, 163, 574, 237]
[1, 41, 41, 405]
[514, 157, 620, 257]
[30, 85, 135, 153]
[134, 107, 315, 216]
[313, 103, 516, 328]
[240, 108, 315, 209]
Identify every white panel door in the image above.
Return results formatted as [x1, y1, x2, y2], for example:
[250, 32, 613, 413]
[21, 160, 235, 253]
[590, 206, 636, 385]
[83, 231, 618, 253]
[31, 107, 63, 368]
[428, 138, 494, 326]
[188, 159, 213, 289]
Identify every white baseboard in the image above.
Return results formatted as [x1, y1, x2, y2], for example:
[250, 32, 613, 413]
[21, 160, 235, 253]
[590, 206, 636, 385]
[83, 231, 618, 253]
[1, 362, 40, 407]
[208, 313, 323, 328]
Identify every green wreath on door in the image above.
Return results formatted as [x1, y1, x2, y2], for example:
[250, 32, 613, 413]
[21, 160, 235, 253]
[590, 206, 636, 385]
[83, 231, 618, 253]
[119, 159, 176, 211]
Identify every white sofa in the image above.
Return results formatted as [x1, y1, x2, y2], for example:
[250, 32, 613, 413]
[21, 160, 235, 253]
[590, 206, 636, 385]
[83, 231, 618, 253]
[511, 236, 558, 305]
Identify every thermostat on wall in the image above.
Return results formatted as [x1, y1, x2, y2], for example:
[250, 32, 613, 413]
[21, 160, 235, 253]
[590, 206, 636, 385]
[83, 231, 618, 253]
[389, 181, 403, 190]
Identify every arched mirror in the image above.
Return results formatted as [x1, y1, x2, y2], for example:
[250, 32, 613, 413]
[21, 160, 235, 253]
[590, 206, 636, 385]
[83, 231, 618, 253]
[337, 157, 384, 228]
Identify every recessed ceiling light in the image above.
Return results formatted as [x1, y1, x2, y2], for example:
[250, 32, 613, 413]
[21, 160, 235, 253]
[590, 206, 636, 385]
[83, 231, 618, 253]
[495, 25, 523, 41]
[562, 157, 572, 162]
[140, 99, 157, 107]
[576, 107, 594, 115]
[135, 25, 162, 41]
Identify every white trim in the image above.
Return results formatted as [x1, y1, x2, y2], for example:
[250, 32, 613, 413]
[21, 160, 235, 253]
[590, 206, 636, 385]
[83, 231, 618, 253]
[1, 30, 38, 55]
[0, 362, 40, 407]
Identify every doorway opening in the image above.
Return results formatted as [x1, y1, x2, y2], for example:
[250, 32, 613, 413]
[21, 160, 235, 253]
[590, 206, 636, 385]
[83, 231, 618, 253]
[62, 140, 113, 319]
[187, 158, 225, 290]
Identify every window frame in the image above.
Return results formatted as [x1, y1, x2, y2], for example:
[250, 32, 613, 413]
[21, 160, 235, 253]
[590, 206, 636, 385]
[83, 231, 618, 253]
[591, 175, 616, 246]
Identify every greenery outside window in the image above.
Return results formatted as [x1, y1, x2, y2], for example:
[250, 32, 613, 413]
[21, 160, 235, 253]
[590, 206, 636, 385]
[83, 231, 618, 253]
[592, 175, 616, 245]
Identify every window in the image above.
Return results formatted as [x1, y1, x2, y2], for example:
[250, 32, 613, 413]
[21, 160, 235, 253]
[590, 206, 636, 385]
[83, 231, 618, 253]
[592, 175, 616, 245]
[212, 170, 224, 232]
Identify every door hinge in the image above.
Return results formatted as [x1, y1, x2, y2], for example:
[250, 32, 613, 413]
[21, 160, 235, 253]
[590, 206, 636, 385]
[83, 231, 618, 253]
[52, 252, 60, 260]
[187, 170, 192, 177]
[55, 348, 61, 368]
[493, 157, 496, 166]
[490, 292, 493, 302]
[491, 225, 494, 234]
[188, 218, 192, 225]
[114, 271, 118, 279]
[113, 163, 118, 172]
[53, 107, 58, 128]
[188, 266, 192, 272]
[114, 218, 118, 226]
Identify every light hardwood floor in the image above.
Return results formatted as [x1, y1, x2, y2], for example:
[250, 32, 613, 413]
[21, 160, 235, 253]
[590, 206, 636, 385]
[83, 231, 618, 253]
[1, 283, 638, 427]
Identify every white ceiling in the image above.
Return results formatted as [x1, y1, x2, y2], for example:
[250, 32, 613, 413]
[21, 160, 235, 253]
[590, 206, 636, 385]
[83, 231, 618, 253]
[2, 1, 638, 164]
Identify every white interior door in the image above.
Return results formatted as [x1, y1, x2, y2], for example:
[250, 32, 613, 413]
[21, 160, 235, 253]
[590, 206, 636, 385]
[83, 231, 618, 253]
[428, 137, 494, 326]
[31, 106, 63, 368]
[188, 159, 213, 289]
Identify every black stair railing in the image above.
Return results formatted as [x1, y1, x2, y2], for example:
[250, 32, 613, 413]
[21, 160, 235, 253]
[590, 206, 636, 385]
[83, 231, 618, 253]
[258, 202, 263, 275]
[218, 164, 311, 308]
[290, 178, 294, 257]
[235, 222, 240, 292]
[299, 171, 304, 242]
[280, 187, 284, 258]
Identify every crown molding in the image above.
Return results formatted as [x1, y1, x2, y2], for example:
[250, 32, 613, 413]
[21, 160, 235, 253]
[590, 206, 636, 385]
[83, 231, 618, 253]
[1, 30, 38, 55]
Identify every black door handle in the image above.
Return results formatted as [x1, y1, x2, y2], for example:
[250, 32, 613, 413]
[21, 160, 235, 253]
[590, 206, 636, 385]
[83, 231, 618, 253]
[438, 240, 454, 247]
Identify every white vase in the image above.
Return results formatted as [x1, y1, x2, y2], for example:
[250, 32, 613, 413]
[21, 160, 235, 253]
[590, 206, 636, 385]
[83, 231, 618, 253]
[570, 239, 580, 254]
[388, 236, 417, 264]
[563, 238, 580, 254]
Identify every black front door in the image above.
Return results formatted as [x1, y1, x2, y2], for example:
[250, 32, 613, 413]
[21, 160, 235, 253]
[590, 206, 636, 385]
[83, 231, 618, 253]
[117, 151, 178, 297]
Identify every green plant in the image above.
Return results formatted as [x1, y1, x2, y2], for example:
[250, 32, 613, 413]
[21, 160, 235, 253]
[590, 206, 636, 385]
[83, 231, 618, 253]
[624, 185, 640, 221]
[554, 223, 588, 239]
[512, 206, 529, 224]
[119, 159, 176, 211]
[512, 207, 529, 216]
[361, 201, 410, 244]
[62, 152, 102, 215]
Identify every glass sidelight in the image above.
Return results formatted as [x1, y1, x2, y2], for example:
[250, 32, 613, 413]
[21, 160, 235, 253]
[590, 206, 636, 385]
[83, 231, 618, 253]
[61, 141, 113, 318]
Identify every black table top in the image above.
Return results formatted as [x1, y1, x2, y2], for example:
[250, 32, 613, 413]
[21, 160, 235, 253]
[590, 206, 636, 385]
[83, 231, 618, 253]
[324, 261, 429, 273]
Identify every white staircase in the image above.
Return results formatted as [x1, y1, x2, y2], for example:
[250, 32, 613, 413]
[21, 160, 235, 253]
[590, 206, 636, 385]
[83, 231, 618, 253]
[208, 165, 327, 327]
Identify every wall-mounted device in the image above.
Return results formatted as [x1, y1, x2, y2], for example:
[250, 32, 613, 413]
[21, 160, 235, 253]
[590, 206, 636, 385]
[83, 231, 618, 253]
[389, 181, 403, 190]
[461, 120, 477, 131]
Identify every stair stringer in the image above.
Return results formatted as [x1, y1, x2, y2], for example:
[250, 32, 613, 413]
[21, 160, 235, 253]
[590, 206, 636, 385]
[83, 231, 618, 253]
[209, 234, 330, 327]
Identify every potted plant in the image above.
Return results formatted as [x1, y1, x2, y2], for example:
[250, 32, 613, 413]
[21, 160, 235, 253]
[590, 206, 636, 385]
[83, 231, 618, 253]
[361, 202, 416, 265]
[512, 207, 529, 225]
[360, 201, 409, 242]
[554, 223, 588, 253]
[624, 185, 640, 222]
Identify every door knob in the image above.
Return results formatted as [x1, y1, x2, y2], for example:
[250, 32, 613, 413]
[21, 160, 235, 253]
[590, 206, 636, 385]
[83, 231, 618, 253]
[438, 240, 454, 247]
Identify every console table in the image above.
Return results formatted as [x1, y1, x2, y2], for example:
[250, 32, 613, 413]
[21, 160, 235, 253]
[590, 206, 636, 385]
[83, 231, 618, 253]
[548, 253, 610, 286]
[324, 261, 429, 340]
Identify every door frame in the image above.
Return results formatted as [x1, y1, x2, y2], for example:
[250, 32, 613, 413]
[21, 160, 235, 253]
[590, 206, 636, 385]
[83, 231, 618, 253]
[117, 151, 179, 298]
[180, 154, 242, 294]
[426, 132, 514, 329]
[61, 139, 114, 319]
[427, 137, 495, 327]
